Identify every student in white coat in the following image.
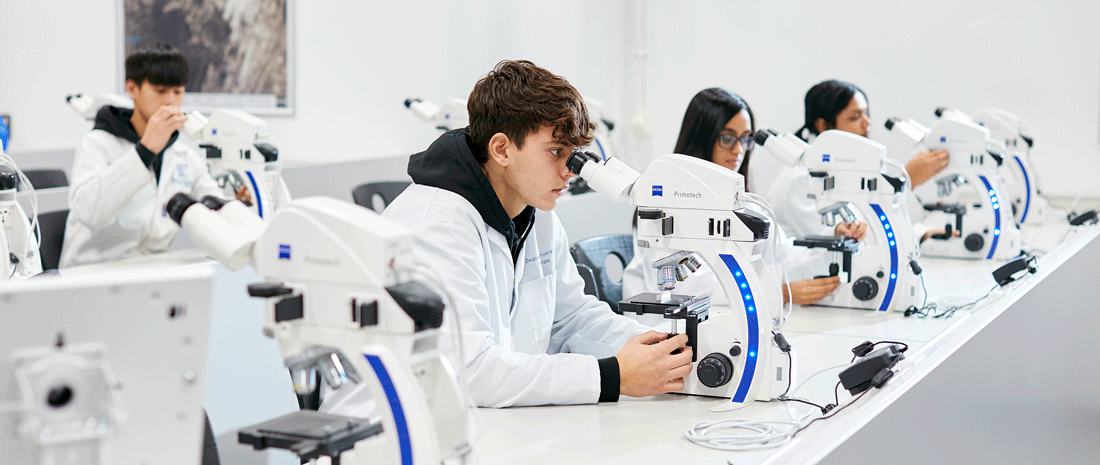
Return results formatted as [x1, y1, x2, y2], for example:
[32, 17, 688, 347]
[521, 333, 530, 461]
[622, 88, 867, 321]
[765, 80, 948, 242]
[60, 43, 226, 269]
[375, 60, 692, 408]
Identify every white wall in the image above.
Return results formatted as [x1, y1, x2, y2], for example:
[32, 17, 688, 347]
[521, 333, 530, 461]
[1, 0, 1097, 196]
[632, 0, 1100, 197]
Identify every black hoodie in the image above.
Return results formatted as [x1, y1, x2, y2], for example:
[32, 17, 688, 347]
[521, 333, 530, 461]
[407, 128, 621, 403]
[408, 128, 535, 265]
[93, 105, 179, 183]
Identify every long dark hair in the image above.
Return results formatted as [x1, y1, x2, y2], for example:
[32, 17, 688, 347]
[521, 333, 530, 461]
[798, 80, 867, 140]
[673, 88, 755, 187]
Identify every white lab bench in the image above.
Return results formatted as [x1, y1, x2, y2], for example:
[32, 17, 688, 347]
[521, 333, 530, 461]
[52, 200, 1100, 465]
[473, 223, 1100, 465]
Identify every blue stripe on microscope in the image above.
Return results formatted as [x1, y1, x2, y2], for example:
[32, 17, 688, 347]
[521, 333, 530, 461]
[1013, 156, 1032, 224]
[720, 254, 759, 403]
[365, 354, 413, 465]
[979, 176, 1001, 259]
[870, 204, 897, 312]
[245, 171, 264, 219]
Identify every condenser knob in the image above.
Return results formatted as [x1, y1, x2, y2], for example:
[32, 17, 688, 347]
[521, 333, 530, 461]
[852, 277, 879, 301]
[697, 353, 734, 388]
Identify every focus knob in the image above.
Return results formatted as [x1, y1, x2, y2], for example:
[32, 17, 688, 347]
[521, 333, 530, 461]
[964, 233, 985, 252]
[852, 277, 879, 301]
[697, 353, 734, 388]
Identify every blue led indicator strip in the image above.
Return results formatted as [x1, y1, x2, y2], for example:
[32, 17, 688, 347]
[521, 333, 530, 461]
[1013, 156, 1032, 224]
[979, 176, 1001, 259]
[245, 171, 264, 219]
[365, 354, 413, 465]
[870, 204, 897, 312]
[719, 254, 758, 403]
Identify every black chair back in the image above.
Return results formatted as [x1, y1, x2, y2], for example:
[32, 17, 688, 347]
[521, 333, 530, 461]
[570, 234, 634, 313]
[351, 181, 412, 213]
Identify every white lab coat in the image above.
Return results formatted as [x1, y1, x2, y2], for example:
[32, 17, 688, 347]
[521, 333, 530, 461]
[621, 220, 820, 327]
[376, 185, 650, 408]
[60, 130, 222, 268]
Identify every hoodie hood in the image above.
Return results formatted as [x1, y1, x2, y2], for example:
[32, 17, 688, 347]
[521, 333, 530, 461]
[93, 105, 179, 183]
[408, 128, 534, 262]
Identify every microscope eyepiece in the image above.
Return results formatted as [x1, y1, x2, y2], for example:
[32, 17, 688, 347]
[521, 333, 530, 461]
[566, 150, 600, 176]
[200, 195, 228, 211]
[752, 130, 773, 147]
[167, 193, 199, 226]
[884, 118, 899, 130]
[934, 107, 946, 118]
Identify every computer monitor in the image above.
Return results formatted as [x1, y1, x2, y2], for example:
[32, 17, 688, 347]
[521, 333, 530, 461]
[0, 266, 215, 464]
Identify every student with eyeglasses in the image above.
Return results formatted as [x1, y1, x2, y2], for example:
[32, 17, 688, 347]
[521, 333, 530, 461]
[765, 80, 946, 242]
[621, 88, 868, 320]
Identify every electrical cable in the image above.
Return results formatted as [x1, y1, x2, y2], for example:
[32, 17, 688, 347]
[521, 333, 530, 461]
[906, 282, 999, 319]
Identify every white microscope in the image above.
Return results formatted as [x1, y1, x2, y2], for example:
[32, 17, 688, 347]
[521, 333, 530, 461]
[754, 129, 925, 312]
[934, 107, 1047, 225]
[183, 109, 291, 220]
[0, 151, 43, 282]
[884, 115, 1022, 260]
[167, 194, 472, 464]
[567, 151, 791, 410]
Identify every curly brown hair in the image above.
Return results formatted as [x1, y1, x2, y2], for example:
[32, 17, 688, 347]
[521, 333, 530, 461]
[467, 60, 594, 164]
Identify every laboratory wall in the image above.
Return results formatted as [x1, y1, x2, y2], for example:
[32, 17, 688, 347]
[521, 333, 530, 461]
[1, 0, 1098, 197]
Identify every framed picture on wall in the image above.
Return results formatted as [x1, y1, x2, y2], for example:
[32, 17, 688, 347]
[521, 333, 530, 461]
[120, 0, 294, 115]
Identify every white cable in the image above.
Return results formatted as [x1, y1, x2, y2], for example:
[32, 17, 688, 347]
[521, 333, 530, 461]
[685, 355, 852, 451]
[736, 191, 788, 329]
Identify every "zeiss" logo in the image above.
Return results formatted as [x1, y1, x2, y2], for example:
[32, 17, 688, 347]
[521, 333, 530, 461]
[278, 244, 291, 260]
[940, 136, 947, 143]
[822, 154, 831, 162]
[652, 185, 663, 196]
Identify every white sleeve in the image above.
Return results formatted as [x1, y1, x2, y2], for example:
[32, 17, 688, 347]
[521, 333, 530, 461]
[68, 134, 154, 230]
[548, 219, 649, 358]
[407, 214, 619, 407]
[764, 166, 831, 238]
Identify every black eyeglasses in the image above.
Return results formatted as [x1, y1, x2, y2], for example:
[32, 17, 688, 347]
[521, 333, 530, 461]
[718, 132, 754, 151]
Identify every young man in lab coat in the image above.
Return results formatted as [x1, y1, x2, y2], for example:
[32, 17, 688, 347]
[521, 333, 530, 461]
[380, 60, 693, 407]
[60, 43, 226, 268]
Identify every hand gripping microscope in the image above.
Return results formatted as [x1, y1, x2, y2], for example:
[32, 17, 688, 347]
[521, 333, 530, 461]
[567, 151, 792, 411]
[166, 194, 472, 464]
[1, 152, 43, 282]
[182, 109, 292, 220]
[934, 107, 1047, 225]
[884, 115, 1022, 260]
[754, 129, 925, 312]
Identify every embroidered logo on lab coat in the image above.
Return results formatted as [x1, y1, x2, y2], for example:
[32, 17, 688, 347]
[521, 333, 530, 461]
[172, 163, 194, 188]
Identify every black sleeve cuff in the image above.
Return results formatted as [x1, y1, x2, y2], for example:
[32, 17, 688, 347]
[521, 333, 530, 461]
[597, 356, 620, 402]
[135, 142, 158, 169]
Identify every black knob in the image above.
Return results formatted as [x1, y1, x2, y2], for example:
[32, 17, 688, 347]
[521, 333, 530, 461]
[876, 271, 885, 278]
[729, 345, 741, 357]
[566, 150, 600, 176]
[964, 233, 985, 252]
[852, 277, 879, 301]
[47, 385, 74, 408]
[697, 353, 734, 388]
[166, 192, 198, 225]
